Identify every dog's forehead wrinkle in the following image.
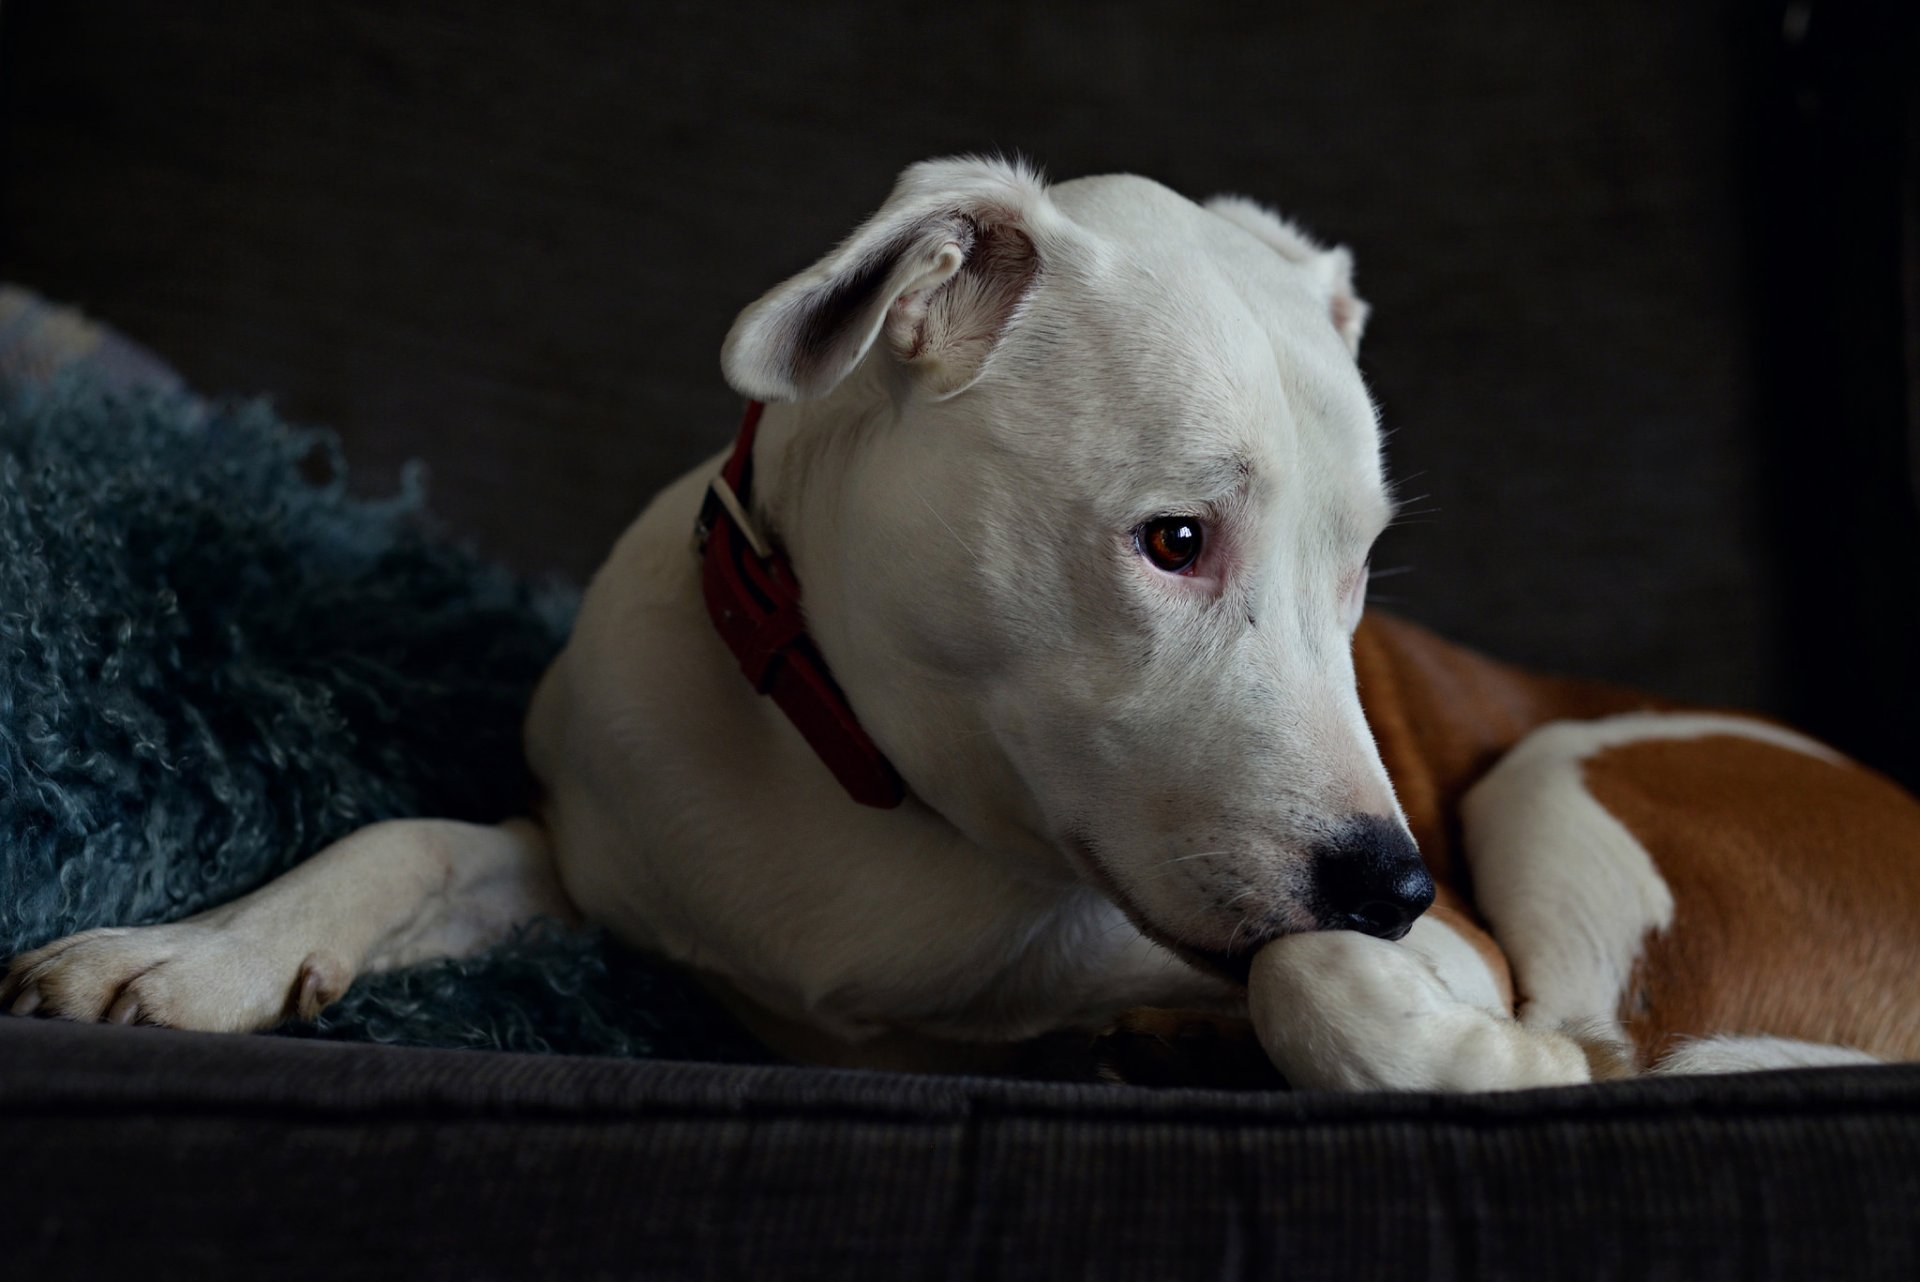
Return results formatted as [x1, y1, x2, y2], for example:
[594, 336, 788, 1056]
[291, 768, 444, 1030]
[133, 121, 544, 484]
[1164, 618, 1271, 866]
[1071, 379, 1288, 518]
[791, 167, 1377, 554]
[1001, 307, 1378, 544]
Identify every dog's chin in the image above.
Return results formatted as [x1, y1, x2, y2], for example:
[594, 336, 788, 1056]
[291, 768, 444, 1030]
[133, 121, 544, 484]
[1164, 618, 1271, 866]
[1157, 939, 1257, 987]
[1060, 835, 1281, 990]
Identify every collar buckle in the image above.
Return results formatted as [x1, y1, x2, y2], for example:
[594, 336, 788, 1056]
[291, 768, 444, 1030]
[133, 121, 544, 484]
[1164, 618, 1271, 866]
[704, 473, 773, 560]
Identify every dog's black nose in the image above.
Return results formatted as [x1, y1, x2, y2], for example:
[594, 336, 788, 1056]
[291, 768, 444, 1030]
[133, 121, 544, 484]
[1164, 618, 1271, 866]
[1311, 815, 1436, 941]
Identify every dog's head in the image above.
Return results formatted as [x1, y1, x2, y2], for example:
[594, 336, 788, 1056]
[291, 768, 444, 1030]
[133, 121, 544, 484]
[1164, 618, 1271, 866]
[722, 157, 1431, 978]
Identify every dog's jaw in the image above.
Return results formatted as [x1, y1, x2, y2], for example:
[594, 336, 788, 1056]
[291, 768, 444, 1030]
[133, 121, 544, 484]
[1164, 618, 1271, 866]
[1061, 832, 1259, 988]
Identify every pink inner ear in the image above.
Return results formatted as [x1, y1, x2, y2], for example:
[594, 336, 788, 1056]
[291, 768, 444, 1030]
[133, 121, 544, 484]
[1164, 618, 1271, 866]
[888, 290, 933, 361]
[1330, 294, 1358, 335]
[898, 219, 1041, 394]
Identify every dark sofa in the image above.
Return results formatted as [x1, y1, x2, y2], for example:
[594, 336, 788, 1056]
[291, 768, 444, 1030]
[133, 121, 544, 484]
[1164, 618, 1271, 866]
[4, 2, 1919, 1277]
[6, 1018, 1920, 1280]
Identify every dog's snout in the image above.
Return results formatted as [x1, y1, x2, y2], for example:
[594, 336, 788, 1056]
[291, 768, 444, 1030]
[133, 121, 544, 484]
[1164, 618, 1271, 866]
[1311, 815, 1436, 942]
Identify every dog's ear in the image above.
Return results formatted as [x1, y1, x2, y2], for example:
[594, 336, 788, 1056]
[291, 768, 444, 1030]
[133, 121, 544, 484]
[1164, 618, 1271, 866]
[723, 157, 1047, 402]
[1204, 196, 1368, 355]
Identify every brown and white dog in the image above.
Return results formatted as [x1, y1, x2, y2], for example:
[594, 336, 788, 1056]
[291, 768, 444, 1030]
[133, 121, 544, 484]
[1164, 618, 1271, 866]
[7, 158, 1919, 1090]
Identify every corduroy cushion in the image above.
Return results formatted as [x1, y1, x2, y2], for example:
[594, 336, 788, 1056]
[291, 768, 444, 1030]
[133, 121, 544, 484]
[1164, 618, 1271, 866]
[4, 1017, 1919, 1281]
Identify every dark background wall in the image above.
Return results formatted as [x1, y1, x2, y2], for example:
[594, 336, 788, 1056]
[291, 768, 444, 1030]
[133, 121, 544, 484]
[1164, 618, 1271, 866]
[2, 1, 1915, 785]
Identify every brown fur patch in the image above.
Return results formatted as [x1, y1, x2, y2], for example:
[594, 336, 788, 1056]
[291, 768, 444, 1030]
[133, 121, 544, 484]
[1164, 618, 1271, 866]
[1583, 735, 1920, 1063]
[1352, 613, 1653, 889]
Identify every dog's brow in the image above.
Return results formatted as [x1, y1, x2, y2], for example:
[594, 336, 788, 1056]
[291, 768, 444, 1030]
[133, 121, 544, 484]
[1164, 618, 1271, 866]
[1189, 451, 1254, 496]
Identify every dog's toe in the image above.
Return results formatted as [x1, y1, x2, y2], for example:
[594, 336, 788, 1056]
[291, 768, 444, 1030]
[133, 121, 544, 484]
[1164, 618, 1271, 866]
[105, 991, 141, 1025]
[8, 983, 43, 1016]
[2, 920, 358, 1034]
[0, 924, 299, 1032]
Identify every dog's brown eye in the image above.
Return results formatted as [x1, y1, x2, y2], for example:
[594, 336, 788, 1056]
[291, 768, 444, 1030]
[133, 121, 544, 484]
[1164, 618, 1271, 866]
[1137, 517, 1204, 573]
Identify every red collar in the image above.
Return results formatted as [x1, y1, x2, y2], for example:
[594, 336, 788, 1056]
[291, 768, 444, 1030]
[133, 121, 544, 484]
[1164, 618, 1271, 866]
[694, 401, 907, 809]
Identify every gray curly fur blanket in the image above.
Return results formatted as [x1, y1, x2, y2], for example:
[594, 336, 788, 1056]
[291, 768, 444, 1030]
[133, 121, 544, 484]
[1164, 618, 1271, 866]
[0, 375, 760, 1062]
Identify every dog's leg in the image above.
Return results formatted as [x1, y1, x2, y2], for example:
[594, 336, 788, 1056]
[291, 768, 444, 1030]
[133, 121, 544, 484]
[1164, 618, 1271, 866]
[1248, 906, 1606, 1091]
[1459, 712, 1869, 1069]
[1, 818, 575, 1032]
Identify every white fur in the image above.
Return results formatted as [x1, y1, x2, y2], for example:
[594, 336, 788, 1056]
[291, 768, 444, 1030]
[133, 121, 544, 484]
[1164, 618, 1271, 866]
[1655, 1035, 1880, 1075]
[8, 161, 1878, 1092]
[1465, 712, 1839, 1037]
[1203, 196, 1368, 353]
[2, 819, 572, 1030]
[529, 159, 1401, 1038]
[8, 158, 1386, 1045]
[1248, 709, 1873, 1091]
[1249, 914, 1592, 1091]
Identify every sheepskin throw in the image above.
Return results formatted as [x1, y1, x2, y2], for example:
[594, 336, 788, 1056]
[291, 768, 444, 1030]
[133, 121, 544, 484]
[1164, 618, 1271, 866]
[0, 296, 759, 1062]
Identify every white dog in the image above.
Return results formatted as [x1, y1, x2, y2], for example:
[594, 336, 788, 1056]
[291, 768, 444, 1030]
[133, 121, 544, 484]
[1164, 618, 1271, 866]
[10, 157, 1918, 1090]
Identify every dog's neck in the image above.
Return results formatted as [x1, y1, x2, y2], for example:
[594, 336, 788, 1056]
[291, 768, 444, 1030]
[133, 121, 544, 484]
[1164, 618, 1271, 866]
[740, 382, 1075, 883]
[698, 399, 904, 808]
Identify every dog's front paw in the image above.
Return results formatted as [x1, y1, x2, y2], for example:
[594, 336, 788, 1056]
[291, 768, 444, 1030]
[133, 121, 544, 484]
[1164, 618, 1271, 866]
[1249, 931, 1592, 1092]
[2, 920, 349, 1033]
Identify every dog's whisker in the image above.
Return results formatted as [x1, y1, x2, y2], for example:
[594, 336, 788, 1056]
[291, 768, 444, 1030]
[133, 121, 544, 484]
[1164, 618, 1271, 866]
[1132, 849, 1231, 876]
[1387, 507, 1441, 526]
[1128, 850, 1245, 887]
[1388, 490, 1433, 514]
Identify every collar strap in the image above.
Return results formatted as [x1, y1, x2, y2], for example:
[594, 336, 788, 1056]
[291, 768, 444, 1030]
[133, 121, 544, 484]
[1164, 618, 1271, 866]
[694, 401, 906, 809]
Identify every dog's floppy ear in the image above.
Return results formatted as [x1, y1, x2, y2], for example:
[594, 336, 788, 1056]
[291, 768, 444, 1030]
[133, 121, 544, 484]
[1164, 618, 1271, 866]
[1205, 196, 1368, 355]
[723, 157, 1047, 401]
